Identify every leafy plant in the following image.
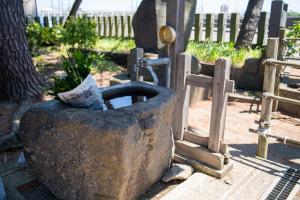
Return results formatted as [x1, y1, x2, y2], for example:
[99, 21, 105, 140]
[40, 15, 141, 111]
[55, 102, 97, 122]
[47, 51, 119, 96]
[187, 41, 262, 67]
[61, 16, 98, 49]
[286, 21, 300, 56]
[26, 22, 62, 50]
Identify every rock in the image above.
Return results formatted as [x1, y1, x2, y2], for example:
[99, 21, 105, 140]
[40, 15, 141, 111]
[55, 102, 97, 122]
[132, 0, 196, 53]
[162, 164, 194, 183]
[0, 102, 17, 136]
[191, 55, 201, 75]
[19, 82, 176, 200]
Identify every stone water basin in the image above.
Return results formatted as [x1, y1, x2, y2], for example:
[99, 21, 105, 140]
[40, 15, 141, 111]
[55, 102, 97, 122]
[19, 81, 176, 200]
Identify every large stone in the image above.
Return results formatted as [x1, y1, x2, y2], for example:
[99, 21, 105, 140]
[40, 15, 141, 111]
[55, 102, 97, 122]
[132, 0, 196, 53]
[19, 82, 176, 200]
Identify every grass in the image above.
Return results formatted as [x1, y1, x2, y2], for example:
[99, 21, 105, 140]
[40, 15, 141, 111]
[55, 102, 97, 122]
[186, 41, 262, 67]
[95, 38, 135, 53]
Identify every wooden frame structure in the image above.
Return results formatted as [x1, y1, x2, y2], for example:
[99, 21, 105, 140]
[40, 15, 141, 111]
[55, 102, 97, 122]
[126, 0, 234, 178]
[257, 37, 300, 158]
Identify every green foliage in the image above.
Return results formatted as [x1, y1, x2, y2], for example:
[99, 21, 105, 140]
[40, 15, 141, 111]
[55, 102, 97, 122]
[47, 50, 119, 96]
[95, 38, 135, 53]
[61, 16, 98, 49]
[287, 21, 300, 56]
[26, 22, 62, 50]
[187, 41, 262, 67]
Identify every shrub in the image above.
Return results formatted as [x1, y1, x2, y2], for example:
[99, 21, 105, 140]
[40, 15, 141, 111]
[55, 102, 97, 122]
[47, 51, 119, 96]
[61, 16, 98, 49]
[26, 22, 62, 50]
[287, 21, 300, 56]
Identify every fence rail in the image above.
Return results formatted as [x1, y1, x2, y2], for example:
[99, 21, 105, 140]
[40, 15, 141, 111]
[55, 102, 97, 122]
[26, 11, 298, 45]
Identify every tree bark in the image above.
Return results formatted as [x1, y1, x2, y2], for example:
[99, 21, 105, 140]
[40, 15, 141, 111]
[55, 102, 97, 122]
[234, 0, 265, 49]
[0, 0, 44, 101]
[66, 0, 82, 21]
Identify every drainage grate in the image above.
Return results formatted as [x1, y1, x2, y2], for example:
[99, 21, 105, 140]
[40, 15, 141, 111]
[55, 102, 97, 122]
[266, 168, 300, 200]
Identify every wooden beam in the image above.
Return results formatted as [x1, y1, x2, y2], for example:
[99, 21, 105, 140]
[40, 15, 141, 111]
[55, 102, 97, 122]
[186, 74, 235, 93]
[186, 74, 213, 89]
[208, 58, 232, 153]
[175, 140, 224, 170]
[257, 38, 279, 159]
[217, 13, 226, 42]
[184, 130, 228, 154]
[174, 154, 233, 179]
[229, 13, 239, 43]
[205, 14, 214, 41]
[166, 0, 185, 90]
[173, 53, 191, 140]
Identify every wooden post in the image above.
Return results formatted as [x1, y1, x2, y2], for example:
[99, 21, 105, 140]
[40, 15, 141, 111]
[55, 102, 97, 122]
[43, 16, 49, 27]
[97, 17, 102, 37]
[257, 12, 268, 46]
[59, 16, 64, 25]
[173, 53, 191, 140]
[208, 58, 231, 153]
[166, 0, 186, 139]
[103, 16, 107, 37]
[217, 13, 226, 42]
[108, 16, 112, 37]
[205, 14, 214, 41]
[121, 16, 125, 38]
[229, 13, 239, 43]
[273, 28, 286, 111]
[127, 15, 132, 38]
[114, 16, 119, 37]
[257, 38, 279, 159]
[194, 14, 202, 41]
[128, 48, 144, 81]
[51, 16, 57, 26]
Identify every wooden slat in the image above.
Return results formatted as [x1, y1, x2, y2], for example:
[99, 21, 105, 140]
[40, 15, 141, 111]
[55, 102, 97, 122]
[97, 17, 102, 36]
[114, 16, 119, 37]
[43, 16, 49, 27]
[174, 154, 233, 179]
[208, 58, 232, 153]
[205, 14, 214, 40]
[217, 13, 226, 42]
[175, 140, 224, 170]
[194, 14, 202, 41]
[51, 16, 57, 26]
[184, 130, 228, 154]
[173, 53, 191, 140]
[120, 16, 125, 38]
[230, 13, 239, 43]
[108, 16, 112, 37]
[127, 15, 132, 38]
[186, 74, 213, 89]
[186, 74, 234, 93]
[103, 16, 107, 37]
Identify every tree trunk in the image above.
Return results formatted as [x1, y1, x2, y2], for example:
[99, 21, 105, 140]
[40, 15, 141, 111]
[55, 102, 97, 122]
[234, 0, 265, 49]
[0, 0, 44, 101]
[66, 0, 82, 20]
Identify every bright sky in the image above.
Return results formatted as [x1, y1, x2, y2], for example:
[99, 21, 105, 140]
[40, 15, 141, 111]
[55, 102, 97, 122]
[37, 0, 300, 14]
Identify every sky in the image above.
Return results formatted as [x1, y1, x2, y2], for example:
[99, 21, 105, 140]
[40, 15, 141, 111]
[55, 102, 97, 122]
[36, 0, 300, 14]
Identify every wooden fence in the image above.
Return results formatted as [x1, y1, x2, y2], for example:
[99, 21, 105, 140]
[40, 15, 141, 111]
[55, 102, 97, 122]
[26, 12, 271, 45]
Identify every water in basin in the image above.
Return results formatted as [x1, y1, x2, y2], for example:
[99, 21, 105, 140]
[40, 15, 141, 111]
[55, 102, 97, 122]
[103, 95, 150, 110]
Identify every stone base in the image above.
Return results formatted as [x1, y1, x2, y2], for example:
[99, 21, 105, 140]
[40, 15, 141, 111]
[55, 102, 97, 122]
[20, 82, 176, 200]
